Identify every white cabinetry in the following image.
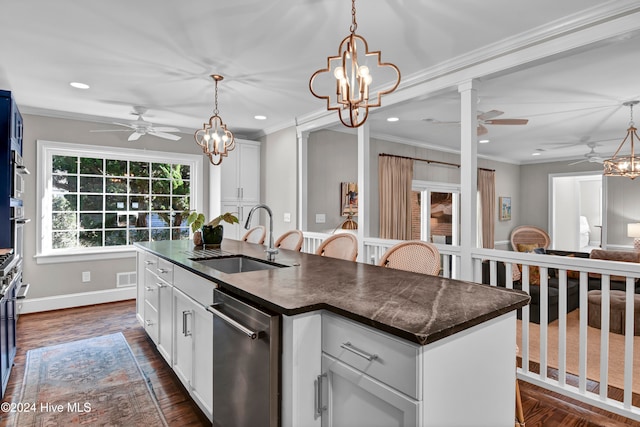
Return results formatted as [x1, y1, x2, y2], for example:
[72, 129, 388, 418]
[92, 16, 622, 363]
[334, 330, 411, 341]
[172, 268, 214, 421]
[139, 251, 174, 364]
[219, 139, 260, 239]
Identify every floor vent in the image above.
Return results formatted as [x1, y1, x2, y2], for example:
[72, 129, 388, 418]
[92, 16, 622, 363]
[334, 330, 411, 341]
[117, 271, 137, 288]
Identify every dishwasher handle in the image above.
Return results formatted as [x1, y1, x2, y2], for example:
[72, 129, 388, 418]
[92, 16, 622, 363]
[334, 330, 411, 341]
[208, 303, 262, 340]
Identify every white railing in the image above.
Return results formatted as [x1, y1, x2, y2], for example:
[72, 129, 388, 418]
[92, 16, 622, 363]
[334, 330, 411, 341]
[302, 231, 640, 419]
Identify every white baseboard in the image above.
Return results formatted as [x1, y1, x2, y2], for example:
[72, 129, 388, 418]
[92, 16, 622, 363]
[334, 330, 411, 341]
[18, 287, 136, 314]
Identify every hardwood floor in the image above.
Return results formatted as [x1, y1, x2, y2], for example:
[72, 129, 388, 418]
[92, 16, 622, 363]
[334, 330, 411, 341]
[0, 300, 210, 427]
[0, 300, 638, 426]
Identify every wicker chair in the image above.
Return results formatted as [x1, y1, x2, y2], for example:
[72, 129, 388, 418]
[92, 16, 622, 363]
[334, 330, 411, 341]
[510, 225, 550, 252]
[275, 230, 304, 251]
[242, 225, 266, 245]
[315, 233, 358, 261]
[378, 240, 441, 276]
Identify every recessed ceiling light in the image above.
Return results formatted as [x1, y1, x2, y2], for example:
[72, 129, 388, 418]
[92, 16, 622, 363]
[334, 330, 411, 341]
[254, 115, 267, 120]
[70, 82, 90, 89]
[532, 152, 541, 156]
[387, 117, 399, 122]
[478, 139, 489, 144]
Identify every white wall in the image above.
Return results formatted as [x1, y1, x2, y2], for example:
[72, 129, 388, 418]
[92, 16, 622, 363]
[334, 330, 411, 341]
[21, 114, 208, 300]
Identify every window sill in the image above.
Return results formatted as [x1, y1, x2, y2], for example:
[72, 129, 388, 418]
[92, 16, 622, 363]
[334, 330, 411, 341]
[34, 247, 137, 264]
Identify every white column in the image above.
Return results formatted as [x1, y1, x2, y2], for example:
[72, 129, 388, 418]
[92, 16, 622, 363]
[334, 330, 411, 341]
[458, 80, 478, 281]
[297, 130, 308, 231]
[357, 123, 370, 262]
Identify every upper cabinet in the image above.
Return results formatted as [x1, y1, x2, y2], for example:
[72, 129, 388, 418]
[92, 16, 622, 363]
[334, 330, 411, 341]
[220, 139, 260, 203]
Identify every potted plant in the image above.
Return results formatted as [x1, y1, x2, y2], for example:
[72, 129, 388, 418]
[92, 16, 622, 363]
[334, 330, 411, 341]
[187, 211, 239, 246]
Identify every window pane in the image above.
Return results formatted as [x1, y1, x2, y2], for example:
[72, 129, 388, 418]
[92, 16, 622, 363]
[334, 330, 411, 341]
[106, 177, 127, 193]
[174, 212, 188, 227]
[129, 178, 149, 194]
[173, 180, 190, 196]
[52, 155, 78, 174]
[106, 159, 127, 176]
[53, 231, 78, 249]
[151, 229, 170, 241]
[150, 212, 171, 227]
[130, 161, 149, 178]
[79, 158, 103, 175]
[129, 229, 149, 242]
[79, 230, 102, 247]
[177, 164, 191, 180]
[52, 194, 77, 211]
[152, 179, 171, 195]
[152, 163, 172, 178]
[80, 195, 103, 211]
[172, 196, 189, 211]
[172, 227, 189, 240]
[105, 230, 127, 246]
[132, 213, 148, 227]
[52, 213, 76, 230]
[129, 196, 148, 210]
[105, 195, 127, 211]
[52, 175, 77, 192]
[80, 176, 103, 193]
[80, 213, 103, 229]
[152, 196, 170, 210]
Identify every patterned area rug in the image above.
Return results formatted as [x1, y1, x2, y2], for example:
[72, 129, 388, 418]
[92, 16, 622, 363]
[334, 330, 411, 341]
[16, 332, 168, 426]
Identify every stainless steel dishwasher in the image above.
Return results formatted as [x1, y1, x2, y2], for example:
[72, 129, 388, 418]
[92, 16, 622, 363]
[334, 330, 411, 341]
[208, 288, 280, 427]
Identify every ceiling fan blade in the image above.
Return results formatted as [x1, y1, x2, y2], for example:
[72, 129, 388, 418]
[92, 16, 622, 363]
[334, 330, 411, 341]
[568, 159, 588, 166]
[149, 131, 181, 141]
[477, 124, 489, 136]
[128, 132, 144, 141]
[89, 129, 132, 133]
[477, 110, 503, 121]
[113, 122, 137, 129]
[484, 119, 529, 125]
[151, 127, 181, 133]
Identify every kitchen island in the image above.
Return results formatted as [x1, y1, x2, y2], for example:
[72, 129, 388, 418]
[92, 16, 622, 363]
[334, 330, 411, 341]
[136, 239, 529, 427]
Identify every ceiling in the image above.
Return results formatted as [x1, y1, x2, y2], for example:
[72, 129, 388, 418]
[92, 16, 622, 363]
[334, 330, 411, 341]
[1, 1, 639, 164]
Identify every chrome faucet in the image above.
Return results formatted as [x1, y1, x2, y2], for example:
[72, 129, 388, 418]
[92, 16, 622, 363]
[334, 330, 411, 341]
[245, 204, 278, 261]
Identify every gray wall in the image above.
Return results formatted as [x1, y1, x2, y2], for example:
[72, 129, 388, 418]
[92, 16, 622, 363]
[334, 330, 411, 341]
[22, 114, 208, 299]
[261, 126, 298, 238]
[605, 176, 640, 247]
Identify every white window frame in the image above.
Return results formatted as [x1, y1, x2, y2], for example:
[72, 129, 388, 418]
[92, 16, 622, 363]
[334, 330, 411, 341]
[35, 140, 203, 264]
[412, 180, 460, 246]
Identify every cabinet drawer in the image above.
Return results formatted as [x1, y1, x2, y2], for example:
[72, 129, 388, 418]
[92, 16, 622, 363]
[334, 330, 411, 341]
[144, 300, 159, 343]
[144, 269, 160, 309]
[156, 258, 174, 283]
[322, 313, 420, 399]
[174, 266, 216, 307]
[143, 252, 159, 271]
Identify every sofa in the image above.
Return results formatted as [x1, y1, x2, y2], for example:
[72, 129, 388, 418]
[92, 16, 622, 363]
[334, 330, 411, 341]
[481, 248, 640, 324]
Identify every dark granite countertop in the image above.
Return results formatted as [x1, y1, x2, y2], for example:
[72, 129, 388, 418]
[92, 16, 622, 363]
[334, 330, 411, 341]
[135, 239, 530, 346]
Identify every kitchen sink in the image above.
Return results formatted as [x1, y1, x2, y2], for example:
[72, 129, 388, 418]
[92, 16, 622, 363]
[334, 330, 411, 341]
[193, 255, 287, 274]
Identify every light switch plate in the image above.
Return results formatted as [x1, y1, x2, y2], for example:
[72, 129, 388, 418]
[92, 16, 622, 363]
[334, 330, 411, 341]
[315, 214, 326, 224]
[284, 212, 291, 223]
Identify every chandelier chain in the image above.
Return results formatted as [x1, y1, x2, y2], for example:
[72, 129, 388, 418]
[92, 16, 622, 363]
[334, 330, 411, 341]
[214, 80, 219, 116]
[349, 0, 357, 34]
[630, 103, 635, 127]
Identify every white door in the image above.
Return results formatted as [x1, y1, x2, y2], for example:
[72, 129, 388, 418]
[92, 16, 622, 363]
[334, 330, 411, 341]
[239, 142, 260, 202]
[173, 288, 193, 388]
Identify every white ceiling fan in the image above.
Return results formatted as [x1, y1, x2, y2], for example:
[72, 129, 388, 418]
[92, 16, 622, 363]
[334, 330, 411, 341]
[423, 109, 529, 136]
[91, 106, 182, 141]
[568, 142, 606, 165]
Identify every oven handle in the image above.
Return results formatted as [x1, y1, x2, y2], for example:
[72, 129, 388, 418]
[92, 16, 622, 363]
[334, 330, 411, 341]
[207, 303, 261, 340]
[17, 283, 29, 299]
[16, 218, 31, 224]
[16, 165, 30, 175]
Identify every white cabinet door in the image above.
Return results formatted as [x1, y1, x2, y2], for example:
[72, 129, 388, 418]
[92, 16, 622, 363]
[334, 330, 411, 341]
[238, 142, 260, 202]
[221, 200, 242, 240]
[191, 302, 213, 420]
[173, 288, 193, 389]
[220, 151, 240, 201]
[321, 354, 419, 427]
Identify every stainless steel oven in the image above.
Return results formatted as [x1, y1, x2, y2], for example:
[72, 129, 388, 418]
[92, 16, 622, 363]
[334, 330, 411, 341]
[11, 206, 28, 261]
[11, 150, 29, 200]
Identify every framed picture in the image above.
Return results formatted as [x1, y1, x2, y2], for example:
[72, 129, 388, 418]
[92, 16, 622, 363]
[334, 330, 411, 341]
[499, 196, 511, 221]
[341, 182, 358, 216]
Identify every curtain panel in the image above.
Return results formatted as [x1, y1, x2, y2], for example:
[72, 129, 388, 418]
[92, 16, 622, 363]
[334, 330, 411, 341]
[478, 168, 496, 249]
[379, 155, 414, 239]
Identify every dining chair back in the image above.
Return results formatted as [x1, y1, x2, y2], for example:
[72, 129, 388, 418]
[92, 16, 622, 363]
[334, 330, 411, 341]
[275, 230, 304, 251]
[378, 240, 441, 275]
[315, 233, 358, 261]
[242, 225, 266, 245]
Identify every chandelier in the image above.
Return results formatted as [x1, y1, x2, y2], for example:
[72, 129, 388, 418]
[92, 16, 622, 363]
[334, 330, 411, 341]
[194, 74, 235, 165]
[603, 100, 640, 179]
[309, 0, 400, 128]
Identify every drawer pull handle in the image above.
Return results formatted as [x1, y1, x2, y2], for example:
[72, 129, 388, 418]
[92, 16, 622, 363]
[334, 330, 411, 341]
[144, 286, 154, 291]
[340, 342, 378, 361]
[145, 320, 153, 326]
[156, 282, 166, 288]
[144, 260, 156, 265]
[157, 268, 169, 274]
